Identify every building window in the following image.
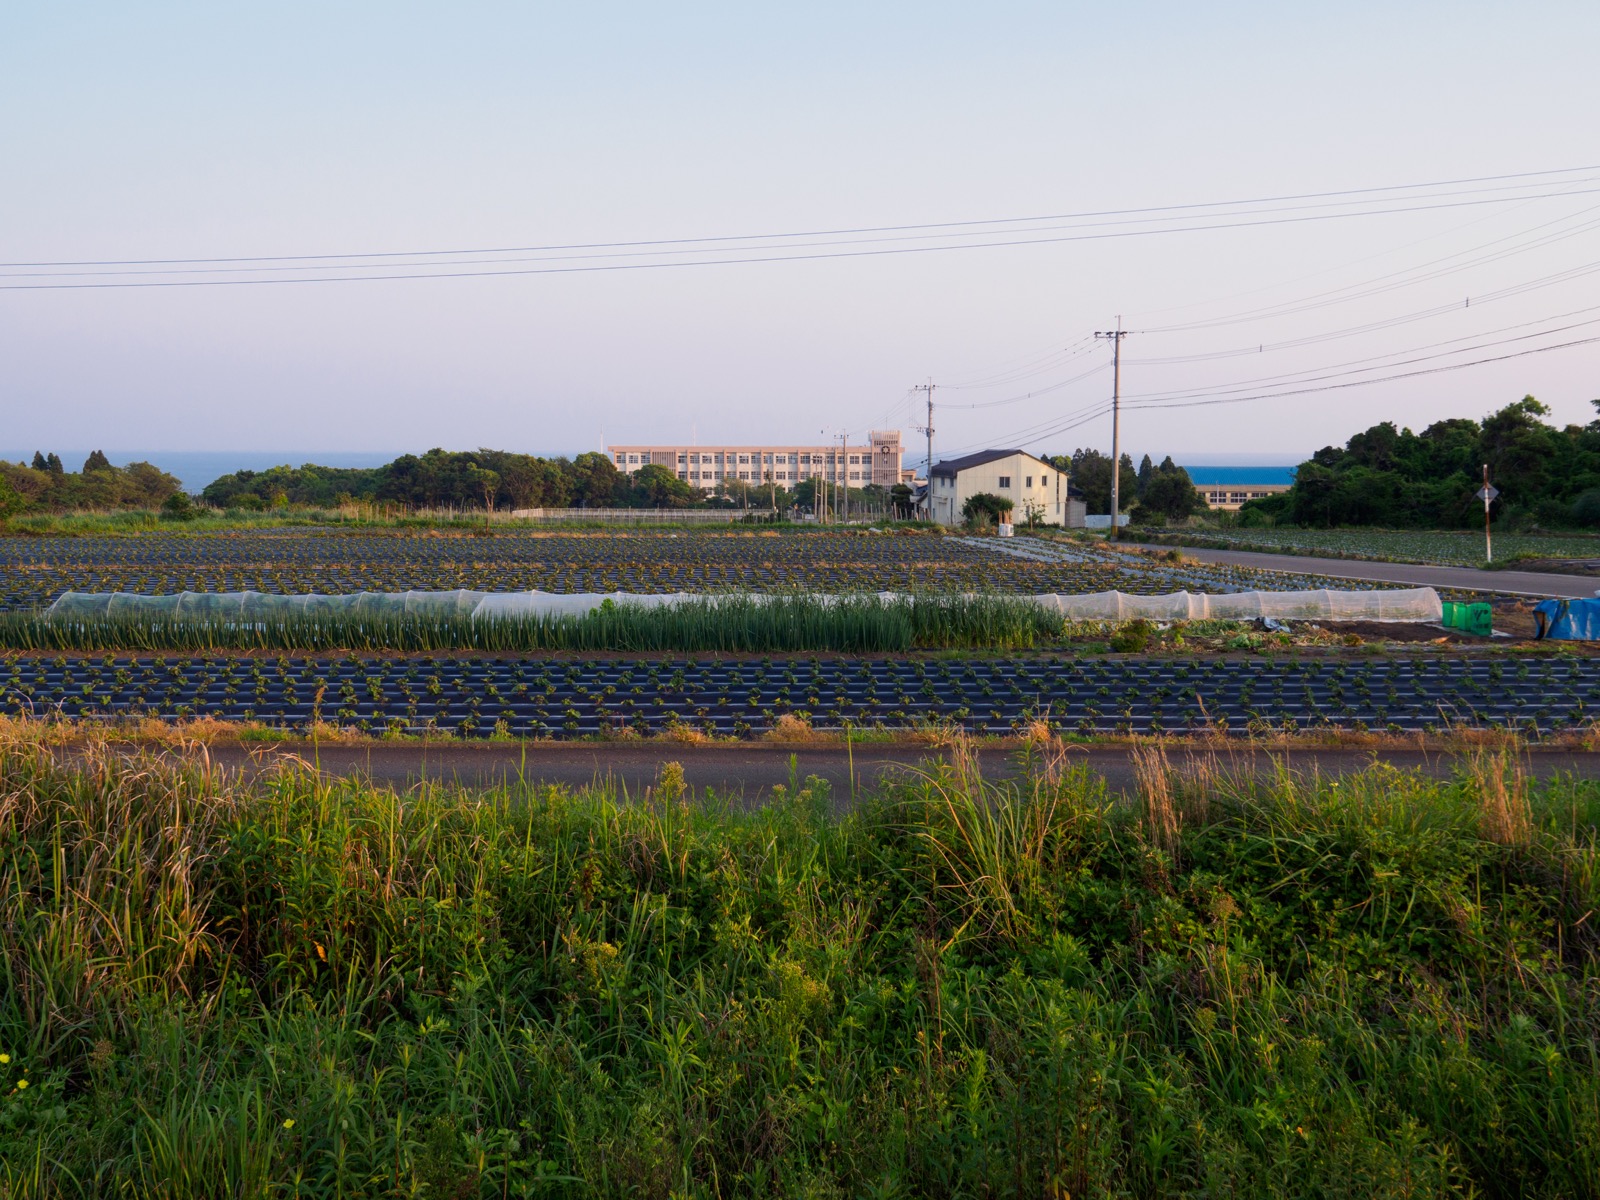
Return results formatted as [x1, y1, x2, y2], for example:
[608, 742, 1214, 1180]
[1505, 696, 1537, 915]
[1025, 476, 1032, 488]
[614, 454, 625, 464]
[849, 471, 860, 481]
[738, 455, 749, 464]
[739, 471, 750, 480]
[998, 476, 1011, 488]
[800, 454, 810, 465]
[677, 471, 687, 480]
[677, 454, 687, 464]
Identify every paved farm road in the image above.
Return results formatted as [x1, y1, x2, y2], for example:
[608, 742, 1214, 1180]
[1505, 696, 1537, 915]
[1124, 543, 1597, 598]
[182, 741, 1600, 800]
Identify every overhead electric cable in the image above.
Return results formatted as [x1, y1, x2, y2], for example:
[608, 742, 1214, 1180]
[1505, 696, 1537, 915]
[6, 163, 1596, 270]
[1123, 335, 1600, 414]
[7, 178, 1600, 289]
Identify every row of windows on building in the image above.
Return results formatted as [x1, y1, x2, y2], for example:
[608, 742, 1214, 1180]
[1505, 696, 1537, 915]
[682, 468, 866, 482]
[616, 452, 872, 466]
[937, 474, 1046, 490]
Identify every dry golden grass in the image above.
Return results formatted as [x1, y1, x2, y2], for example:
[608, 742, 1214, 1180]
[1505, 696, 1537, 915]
[1132, 744, 1182, 857]
[1465, 745, 1533, 846]
[764, 713, 824, 743]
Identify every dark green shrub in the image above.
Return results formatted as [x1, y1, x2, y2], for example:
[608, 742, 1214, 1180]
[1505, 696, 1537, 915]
[159, 492, 197, 522]
[1568, 488, 1600, 528]
[1109, 619, 1152, 652]
[962, 492, 1014, 526]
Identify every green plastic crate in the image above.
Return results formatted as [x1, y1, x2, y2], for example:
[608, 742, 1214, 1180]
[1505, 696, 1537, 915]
[1441, 601, 1462, 629]
[1462, 602, 1493, 637]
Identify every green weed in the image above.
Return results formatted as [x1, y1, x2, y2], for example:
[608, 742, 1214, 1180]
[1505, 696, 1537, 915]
[0, 729, 1596, 1196]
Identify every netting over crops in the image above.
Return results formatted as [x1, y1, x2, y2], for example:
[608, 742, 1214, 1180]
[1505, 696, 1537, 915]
[44, 588, 1443, 623]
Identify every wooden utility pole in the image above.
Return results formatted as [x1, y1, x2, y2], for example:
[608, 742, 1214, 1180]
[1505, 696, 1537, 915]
[1095, 321, 1128, 540]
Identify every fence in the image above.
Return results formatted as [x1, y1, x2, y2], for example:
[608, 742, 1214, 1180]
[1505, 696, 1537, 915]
[506, 507, 767, 524]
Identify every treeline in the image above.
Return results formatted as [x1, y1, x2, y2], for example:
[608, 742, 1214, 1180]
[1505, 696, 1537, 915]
[0, 451, 182, 515]
[1242, 396, 1600, 528]
[202, 448, 887, 512]
[1046, 449, 1199, 522]
[201, 449, 698, 510]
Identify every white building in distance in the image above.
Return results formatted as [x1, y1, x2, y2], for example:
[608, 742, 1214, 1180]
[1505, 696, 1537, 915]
[926, 449, 1085, 527]
[608, 430, 907, 489]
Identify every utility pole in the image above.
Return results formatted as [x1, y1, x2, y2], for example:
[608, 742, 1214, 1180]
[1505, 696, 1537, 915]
[1095, 322, 1128, 540]
[837, 432, 850, 524]
[914, 380, 935, 519]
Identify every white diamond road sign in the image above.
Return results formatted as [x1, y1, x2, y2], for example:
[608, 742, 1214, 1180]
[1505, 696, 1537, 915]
[1477, 486, 1499, 501]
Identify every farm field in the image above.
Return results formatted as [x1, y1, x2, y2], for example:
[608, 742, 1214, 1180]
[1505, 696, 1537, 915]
[3, 730, 1597, 1197]
[1144, 526, 1600, 568]
[0, 529, 1397, 610]
[7, 652, 1596, 737]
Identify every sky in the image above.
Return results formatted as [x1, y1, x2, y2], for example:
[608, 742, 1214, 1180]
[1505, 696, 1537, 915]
[3, 1, 1599, 472]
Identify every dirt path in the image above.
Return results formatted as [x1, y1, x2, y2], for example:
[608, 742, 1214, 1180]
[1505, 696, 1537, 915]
[168, 740, 1600, 800]
[1124, 543, 1597, 598]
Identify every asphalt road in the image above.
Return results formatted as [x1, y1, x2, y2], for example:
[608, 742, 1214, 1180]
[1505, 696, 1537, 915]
[1125, 543, 1597, 598]
[185, 740, 1600, 799]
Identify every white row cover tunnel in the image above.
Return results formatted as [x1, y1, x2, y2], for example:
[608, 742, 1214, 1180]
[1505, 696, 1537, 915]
[44, 588, 1445, 623]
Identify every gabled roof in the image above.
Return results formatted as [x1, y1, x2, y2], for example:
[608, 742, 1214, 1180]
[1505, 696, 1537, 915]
[929, 448, 1051, 479]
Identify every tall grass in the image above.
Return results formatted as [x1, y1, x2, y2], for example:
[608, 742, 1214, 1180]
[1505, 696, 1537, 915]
[0, 593, 1061, 654]
[1, 726, 1597, 1197]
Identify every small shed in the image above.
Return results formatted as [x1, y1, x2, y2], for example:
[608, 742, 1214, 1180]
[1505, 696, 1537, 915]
[925, 449, 1084, 527]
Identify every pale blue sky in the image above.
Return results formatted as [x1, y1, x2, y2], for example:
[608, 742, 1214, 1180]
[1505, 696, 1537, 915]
[4, 2, 1598, 468]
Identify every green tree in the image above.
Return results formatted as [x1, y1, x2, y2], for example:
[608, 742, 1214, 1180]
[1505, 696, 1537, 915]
[82, 450, 113, 473]
[1136, 454, 1154, 498]
[1062, 449, 1138, 514]
[961, 492, 1014, 527]
[568, 452, 621, 507]
[0, 469, 22, 523]
[621, 464, 697, 508]
[468, 466, 501, 511]
[1139, 460, 1200, 521]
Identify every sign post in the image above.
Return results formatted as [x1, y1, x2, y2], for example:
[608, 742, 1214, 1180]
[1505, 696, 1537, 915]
[1476, 465, 1499, 564]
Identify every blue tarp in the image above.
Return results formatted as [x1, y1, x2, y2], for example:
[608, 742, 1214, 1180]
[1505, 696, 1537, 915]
[1533, 597, 1600, 640]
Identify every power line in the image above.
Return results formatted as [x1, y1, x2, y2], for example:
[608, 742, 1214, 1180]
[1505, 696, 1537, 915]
[1123, 334, 1600, 414]
[1122, 305, 1600, 403]
[938, 361, 1109, 410]
[9, 184, 1600, 290]
[8, 163, 1596, 271]
[1138, 206, 1600, 335]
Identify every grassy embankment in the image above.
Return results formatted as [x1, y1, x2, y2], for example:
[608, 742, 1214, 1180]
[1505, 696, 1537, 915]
[1, 727, 1596, 1197]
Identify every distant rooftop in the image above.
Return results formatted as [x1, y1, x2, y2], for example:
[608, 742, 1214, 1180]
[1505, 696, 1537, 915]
[929, 448, 1047, 479]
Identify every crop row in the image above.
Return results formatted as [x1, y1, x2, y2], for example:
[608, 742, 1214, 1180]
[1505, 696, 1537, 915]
[5, 653, 1593, 737]
[0, 594, 1062, 654]
[0, 530, 1386, 609]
